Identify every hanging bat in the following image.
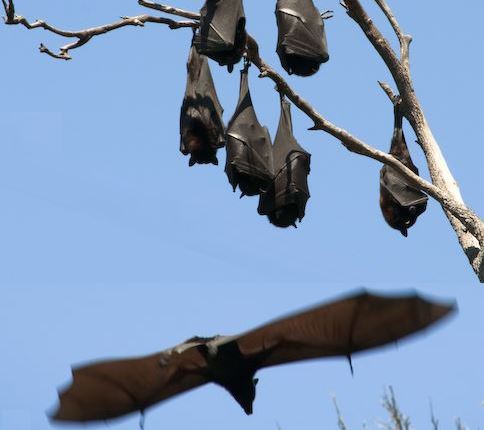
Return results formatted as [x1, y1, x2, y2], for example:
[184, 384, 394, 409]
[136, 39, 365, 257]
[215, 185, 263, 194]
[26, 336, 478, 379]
[258, 98, 310, 228]
[225, 64, 274, 197]
[193, 0, 247, 73]
[275, 0, 329, 76]
[180, 44, 225, 166]
[380, 103, 428, 236]
[52, 290, 454, 423]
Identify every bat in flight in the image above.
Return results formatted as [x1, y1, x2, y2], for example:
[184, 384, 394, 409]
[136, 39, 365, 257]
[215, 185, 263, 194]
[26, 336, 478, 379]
[194, 0, 247, 73]
[52, 290, 454, 423]
[258, 97, 311, 228]
[275, 0, 330, 76]
[225, 63, 274, 197]
[179, 44, 225, 167]
[380, 103, 428, 236]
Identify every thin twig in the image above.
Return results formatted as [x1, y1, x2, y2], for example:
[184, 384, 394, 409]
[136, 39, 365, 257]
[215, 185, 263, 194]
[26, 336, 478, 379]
[430, 401, 440, 430]
[373, 0, 412, 72]
[332, 396, 349, 430]
[382, 387, 411, 430]
[138, 0, 200, 20]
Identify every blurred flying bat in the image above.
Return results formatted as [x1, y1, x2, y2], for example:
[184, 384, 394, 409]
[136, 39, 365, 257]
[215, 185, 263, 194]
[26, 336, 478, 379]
[194, 0, 247, 73]
[225, 63, 274, 197]
[180, 44, 225, 166]
[258, 97, 310, 228]
[275, 0, 329, 76]
[380, 103, 428, 236]
[52, 290, 454, 423]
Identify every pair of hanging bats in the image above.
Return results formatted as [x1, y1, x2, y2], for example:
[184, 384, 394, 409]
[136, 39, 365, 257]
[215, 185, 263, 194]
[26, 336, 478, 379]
[192, 0, 329, 76]
[52, 290, 454, 423]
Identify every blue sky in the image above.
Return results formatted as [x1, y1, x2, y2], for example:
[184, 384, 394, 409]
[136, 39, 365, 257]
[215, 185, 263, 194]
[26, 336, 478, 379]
[0, 1, 483, 429]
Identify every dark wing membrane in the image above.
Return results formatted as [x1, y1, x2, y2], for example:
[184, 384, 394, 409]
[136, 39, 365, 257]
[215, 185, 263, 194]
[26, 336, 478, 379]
[225, 69, 274, 196]
[194, 0, 246, 68]
[380, 167, 429, 207]
[258, 99, 310, 226]
[180, 46, 225, 166]
[53, 348, 209, 422]
[236, 290, 455, 369]
[276, 0, 329, 75]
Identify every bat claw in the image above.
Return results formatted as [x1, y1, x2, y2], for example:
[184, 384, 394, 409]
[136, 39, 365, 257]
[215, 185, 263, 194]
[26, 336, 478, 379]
[347, 354, 354, 376]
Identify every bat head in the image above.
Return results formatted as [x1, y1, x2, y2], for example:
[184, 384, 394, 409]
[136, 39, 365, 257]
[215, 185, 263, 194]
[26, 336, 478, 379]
[379, 186, 427, 237]
[284, 55, 322, 77]
[228, 377, 258, 415]
[182, 120, 219, 166]
[233, 171, 269, 197]
[267, 204, 299, 228]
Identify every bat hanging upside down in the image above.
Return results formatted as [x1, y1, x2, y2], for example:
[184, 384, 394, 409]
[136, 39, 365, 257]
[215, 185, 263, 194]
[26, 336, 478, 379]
[52, 290, 454, 423]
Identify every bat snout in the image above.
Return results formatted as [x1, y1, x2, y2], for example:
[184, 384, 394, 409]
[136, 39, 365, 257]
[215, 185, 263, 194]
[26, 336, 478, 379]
[243, 404, 253, 415]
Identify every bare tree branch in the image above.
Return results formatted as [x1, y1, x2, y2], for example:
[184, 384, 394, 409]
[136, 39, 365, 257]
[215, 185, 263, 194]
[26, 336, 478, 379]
[373, 0, 412, 72]
[3, 0, 483, 279]
[2, 2, 196, 59]
[430, 401, 440, 430]
[138, 0, 200, 20]
[332, 396, 349, 430]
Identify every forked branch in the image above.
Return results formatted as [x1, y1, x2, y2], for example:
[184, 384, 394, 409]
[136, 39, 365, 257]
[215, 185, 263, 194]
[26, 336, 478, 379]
[2, 0, 196, 59]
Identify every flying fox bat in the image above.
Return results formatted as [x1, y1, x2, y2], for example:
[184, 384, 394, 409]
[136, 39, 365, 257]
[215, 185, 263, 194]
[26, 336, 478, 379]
[380, 103, 428, 236]
[180, 45, 225, 166]
[225, 64, 274, 197]
[258, 98, 310, 228]
[52, 290, 454, 423]
[275, 0, 329, 76]
[194, 0, 247, 73]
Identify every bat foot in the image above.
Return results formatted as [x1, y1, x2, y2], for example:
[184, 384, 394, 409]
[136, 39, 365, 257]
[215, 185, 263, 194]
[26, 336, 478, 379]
[347, 354, 354, 376]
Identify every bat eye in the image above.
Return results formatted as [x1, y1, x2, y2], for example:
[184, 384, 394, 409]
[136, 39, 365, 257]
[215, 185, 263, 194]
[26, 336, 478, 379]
[253, 378, 259, 386]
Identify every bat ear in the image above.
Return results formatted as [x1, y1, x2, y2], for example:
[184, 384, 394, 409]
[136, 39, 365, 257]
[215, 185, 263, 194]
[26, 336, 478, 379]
[189, 156, 196, 167]
[253, 378, 259, 386]
[399, 227, 408, 237]
[211, 156, 219, 166]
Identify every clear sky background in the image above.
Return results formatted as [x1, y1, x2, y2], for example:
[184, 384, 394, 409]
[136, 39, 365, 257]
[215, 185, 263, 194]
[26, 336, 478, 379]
[0, 1, 482, 429]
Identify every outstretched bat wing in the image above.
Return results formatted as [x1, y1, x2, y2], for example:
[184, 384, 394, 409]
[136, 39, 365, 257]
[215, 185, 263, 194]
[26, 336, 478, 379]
[276, 0, 329, 76]
[235, 290, 454, 369]
[194, 0, 247, 70]
[225, 67, 274, 196]
[258, 98, 310, 227]
[53, 346, 209, 422]
[180, 45, 225, 166]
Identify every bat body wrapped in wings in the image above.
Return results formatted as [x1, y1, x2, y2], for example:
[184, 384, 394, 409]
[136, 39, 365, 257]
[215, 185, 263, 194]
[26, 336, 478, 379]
[193, 0, 247, 73]
[53, 291, 454, 423]
[225, 65, 274, 197]
[380, 104, 428, 236]
[179, 45, 225, 166]
[258, 98, 311, 228]
[275, 0, 329, 76]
